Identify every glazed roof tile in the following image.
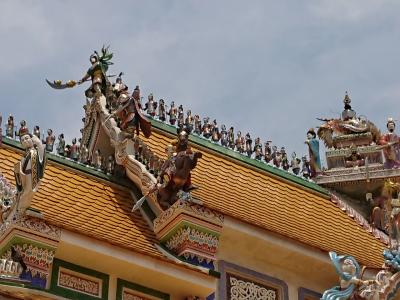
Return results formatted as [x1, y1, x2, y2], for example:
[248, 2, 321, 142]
[0, 145, 162, 260]
[142, 120, 385, 268]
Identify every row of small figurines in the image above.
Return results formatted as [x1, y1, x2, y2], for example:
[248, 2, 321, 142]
[2, 117, 116, 176]
[135, 96, 313, 178]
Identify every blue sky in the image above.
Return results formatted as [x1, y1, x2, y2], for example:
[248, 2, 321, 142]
[1, 1, 400, 163]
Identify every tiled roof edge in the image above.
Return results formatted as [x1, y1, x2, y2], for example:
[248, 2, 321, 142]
[150, 119, 329, 197]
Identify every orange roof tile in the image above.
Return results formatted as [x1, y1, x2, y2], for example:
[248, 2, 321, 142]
[142, 126, 386, 268]
[0, 146, 162, 260]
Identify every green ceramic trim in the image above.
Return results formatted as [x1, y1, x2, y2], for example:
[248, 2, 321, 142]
[150, 119, 329, 197]
[160, 222, 220, 243]
[50, 258, 109, 300]
[0, 236, 56, 257]
[116, 278, 169, 300]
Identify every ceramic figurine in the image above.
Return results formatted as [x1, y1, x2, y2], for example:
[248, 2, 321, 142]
[93, 149, 103, 170]
[33, 126, 40, 139]
[245, 133, 252, 157]
[345, 146, 365, 168]
[254, 137, 263, 160]
[113, 85, 151, 138]
[79, 145, 89, 165]
[57, 134, 66, 156]
[0, 116, 2, 146]
[202, 117, 211, 139]
[264, 141, 272, 163]
[112, 73, 129, 111]
[378, 118, 400, 169]
[281, 147, 290, 170]
[220, 125, 228, 147]
[168, 101, 177, 125]
[78, 46, 113, 100]
[194, 115, 202, 135]
[177, 105, 185, 128]
[301, 156, 311, 179]
[14, 123, 46, 201]
[43, 129, 56, 152]
[211, 120, 220, 142]
[235, 131, 242, 152]
[290, 152, 301, 175]
[70, 138, 79, 161]
[5, 115, 14, 138]
[106, 156, 115, 175]
[185, 110, 194, 133]
[144, 93, 157, 117]
[158, 99, 166, 122]
[272, 146, 282, 168]
[228, 127, 235, 150]
[305, 128, 321, 177]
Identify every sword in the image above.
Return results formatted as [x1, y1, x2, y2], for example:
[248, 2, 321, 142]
[132, 185, 158, 211]
[45, 79, 79, 90]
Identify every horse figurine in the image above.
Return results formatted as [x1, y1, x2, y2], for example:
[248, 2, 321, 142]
[157, 126, 202, 209]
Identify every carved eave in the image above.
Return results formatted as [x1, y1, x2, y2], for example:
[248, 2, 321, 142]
[380, 272, 400, 300]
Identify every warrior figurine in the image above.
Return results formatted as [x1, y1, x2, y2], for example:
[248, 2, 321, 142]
[158, 99, 166, 122]
[33, 126, 40, 139]
[79, 47, 113, 100]
[144, 93, 157, 117]
[79, 145, 89, 165]
[6, 115, 14, 138]
[290, 152, 301, 175]
[305, 128, 321, 177]
[273, 146, 283, 168]
[106, 156, 115, 175]
[14, 123, 46, 207]
[345, 146, 365, 168]
[113, 85, 151, 138]
[69, 138, 79, 161]
[202, 117, 212, 139]
[185, 110, 194, 133]
[301, 156, 311, 179]
[211, 120, 220, 143]
[245, 133, 253, 157]
[194, 115, 202, 135]
[57, 134, 66, 156]
[281, 147, 290, 171]
[93, 149, 103, 170]
[379, 118, 400, 169]
[111, 73, 128, 111]
[264, 141, 272, 163]
[220, 125, 228, 147]
[228, 127, 235, 150]
[168, 101, 177, 125]
[254, 137, 263, 160]
[43, 129, 56, 152]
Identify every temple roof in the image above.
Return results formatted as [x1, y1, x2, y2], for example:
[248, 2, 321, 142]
[0, 141, 162, 261]
[144, 119, 386, 268]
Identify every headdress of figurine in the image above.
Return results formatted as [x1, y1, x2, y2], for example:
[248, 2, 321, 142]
[116, 72, 124, 83]
[307, 128, 316, 138]
[342, 91, 356, 120]
[18, 121, 30, 139]
[343, 91, 351, 108]
[387, 117, 396, 128]
[148, 93, 153, 100]
[90, 52, 99, 63]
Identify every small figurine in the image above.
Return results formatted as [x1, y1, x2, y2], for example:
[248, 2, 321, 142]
[79, 145, 89, 164]
[33, 126, 41, 139]
[158, 99, 166, 122]
[245, 133, 252, 157]
[264, 141, 272, 163]
[93, 149, 103, 170]
[168, 101, 177, 125]
[42, 129, 56, 152]
[228, 127, 235, 150]
[301, 156, 311, 179]
[202, 117, 211, 139]
[235, 131, 242, 153]
[6, 115, 14, 138]
[106, 156, 115, 175]
[305, 128, 321, 177]
[378, 118, 400, 169]
[177, 105, 184, 128]
[220, 125, 228, 147]
[0, 116, 2, 146]
[281, 147, 290, 171]
[290, 152, 301, 175]
[185, 110, 194, 132]
[345, 146, 365, 168]
[273, 146, 282, 168]
[69, 138, 79, 161]
[194, 115, 202, 135]
[211, 120, 220, 142]
[57, 134, 66, 156]
[254, 137, 263, 160]
[144, 93, 157, 117]
[110, 72, 128, 110]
